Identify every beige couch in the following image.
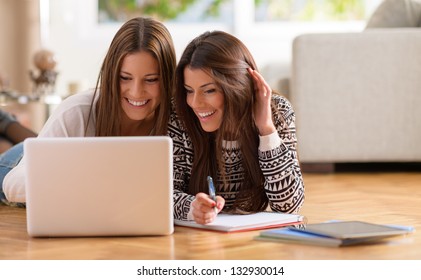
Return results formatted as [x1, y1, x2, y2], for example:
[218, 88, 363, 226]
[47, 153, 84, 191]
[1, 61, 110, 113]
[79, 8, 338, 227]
[289, 29, 421, 164]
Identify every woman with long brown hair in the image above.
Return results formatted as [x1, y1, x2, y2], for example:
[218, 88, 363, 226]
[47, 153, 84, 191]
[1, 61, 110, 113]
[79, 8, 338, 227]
[2, 17, 176, 204]
[171, 31, 304, 224]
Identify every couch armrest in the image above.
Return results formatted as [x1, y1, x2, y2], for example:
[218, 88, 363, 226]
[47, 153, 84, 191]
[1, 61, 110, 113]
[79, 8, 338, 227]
[290, 29, 421, 162]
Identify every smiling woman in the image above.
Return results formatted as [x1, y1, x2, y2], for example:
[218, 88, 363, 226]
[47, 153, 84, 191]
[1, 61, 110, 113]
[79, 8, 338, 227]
[171, 30, 305, 225]
[0, 17, 177, 205]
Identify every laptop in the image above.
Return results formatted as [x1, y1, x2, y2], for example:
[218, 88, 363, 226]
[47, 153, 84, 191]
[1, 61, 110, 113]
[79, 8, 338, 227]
[24, 136, 173, 237]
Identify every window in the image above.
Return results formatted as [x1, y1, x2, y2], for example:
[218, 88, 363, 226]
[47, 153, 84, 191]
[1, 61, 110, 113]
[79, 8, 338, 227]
[254, 0, 366, 22]
[97, 0, 234, 24]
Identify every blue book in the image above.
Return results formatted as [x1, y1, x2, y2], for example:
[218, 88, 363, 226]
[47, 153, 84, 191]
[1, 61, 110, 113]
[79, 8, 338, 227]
[256, 221, 413, 247]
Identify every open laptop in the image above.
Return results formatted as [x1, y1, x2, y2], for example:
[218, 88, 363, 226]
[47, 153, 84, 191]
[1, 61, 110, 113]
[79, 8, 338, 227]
[24, 136, 173, 237]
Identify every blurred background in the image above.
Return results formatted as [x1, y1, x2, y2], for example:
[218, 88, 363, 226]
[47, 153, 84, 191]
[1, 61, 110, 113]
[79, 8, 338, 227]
[0, 0, 381, 98]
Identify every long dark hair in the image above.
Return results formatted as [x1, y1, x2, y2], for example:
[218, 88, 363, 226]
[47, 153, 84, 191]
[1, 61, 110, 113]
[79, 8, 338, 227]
[88, 17, 176, 136]
[175, 31, 268, 212]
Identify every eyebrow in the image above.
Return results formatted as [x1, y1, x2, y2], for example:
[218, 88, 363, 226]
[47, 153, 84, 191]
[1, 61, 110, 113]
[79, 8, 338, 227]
[184, 82, 215, 89]
[120, 71, 159, 76]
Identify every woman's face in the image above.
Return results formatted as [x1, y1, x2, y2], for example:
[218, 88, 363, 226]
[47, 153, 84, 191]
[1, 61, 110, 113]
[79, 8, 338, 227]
[184, 67, 224, 132]
[119, 51, 160, 122]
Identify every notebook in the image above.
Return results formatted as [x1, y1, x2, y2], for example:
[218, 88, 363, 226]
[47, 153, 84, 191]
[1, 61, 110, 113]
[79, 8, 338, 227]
[24, 136, 173, 237]
[174, 212, 305, 233]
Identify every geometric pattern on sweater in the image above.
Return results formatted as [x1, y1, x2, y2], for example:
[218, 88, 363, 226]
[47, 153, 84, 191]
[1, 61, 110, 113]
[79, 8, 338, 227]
[168, 95, 305, 220]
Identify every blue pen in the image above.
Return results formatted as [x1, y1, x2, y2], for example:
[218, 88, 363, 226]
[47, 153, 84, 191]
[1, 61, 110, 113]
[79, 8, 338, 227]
[207, 176, 217, 214]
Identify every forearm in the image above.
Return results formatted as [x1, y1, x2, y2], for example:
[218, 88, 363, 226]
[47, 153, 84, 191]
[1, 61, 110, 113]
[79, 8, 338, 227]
[4, 122, 37, 144]
[172, 145, 195, 220]
[173, 187, 195, 220]
[168, 113, 196, 221]
[259, 132, 305, 214]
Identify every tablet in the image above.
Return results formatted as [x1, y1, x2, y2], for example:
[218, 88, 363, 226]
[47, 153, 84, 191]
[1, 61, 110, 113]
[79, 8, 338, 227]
[291, 221, 410, 239]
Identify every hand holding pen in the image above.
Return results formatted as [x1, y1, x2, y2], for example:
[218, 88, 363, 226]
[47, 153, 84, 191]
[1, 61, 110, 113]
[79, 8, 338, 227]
[190, 176, 225, 225]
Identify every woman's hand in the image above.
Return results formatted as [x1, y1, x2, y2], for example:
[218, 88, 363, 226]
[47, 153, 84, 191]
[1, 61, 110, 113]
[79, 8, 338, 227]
[248, 68, 276, 136]
[191, 192, 225, 224]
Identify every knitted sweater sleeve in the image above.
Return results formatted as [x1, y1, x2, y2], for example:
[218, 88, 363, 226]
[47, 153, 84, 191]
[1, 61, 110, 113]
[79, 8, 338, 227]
[168, 110, 195, 221]
[258, 95, 305, 214]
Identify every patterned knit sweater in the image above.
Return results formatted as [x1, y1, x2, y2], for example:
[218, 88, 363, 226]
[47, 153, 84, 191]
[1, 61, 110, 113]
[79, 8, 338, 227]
[168, 95, 305, 221]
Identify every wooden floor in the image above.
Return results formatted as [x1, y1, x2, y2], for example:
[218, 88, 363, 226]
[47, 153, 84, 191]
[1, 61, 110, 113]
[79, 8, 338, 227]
[1, 171, 421, 260]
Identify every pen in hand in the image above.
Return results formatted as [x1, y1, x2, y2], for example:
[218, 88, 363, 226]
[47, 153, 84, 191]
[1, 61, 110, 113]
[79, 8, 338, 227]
[207, 176, 218, 214]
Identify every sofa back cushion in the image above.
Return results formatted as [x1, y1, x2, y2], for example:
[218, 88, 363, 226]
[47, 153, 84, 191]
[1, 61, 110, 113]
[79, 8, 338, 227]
[366, 0, 421, 28]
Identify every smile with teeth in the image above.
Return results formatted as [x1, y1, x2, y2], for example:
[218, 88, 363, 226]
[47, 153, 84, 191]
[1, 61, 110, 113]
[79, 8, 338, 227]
[197, 111, 215, 118]
[127, 98, 148, 106]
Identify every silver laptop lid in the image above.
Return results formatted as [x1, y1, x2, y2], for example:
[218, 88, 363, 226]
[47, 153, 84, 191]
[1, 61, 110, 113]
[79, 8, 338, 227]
[24, 136, 173, 237]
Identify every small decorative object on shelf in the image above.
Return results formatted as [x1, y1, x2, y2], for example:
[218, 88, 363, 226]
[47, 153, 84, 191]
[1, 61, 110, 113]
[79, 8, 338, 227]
[29, 49, 59, 99]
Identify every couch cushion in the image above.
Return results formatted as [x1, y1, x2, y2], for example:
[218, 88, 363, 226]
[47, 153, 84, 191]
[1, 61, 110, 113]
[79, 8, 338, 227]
[366, 0, 421, 28]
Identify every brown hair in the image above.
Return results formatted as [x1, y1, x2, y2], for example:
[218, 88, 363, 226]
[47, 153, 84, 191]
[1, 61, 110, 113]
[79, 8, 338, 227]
[88, 17, 176, 136]
[175, 31, 268, 212]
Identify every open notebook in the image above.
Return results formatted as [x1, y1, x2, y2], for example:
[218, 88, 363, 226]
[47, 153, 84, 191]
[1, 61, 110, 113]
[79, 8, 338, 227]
[24, 136, 173, 237]
[175, 212, 305, 233]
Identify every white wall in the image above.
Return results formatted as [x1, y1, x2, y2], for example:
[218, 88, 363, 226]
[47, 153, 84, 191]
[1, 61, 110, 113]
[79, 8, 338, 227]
[45, 0, 380, 96]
